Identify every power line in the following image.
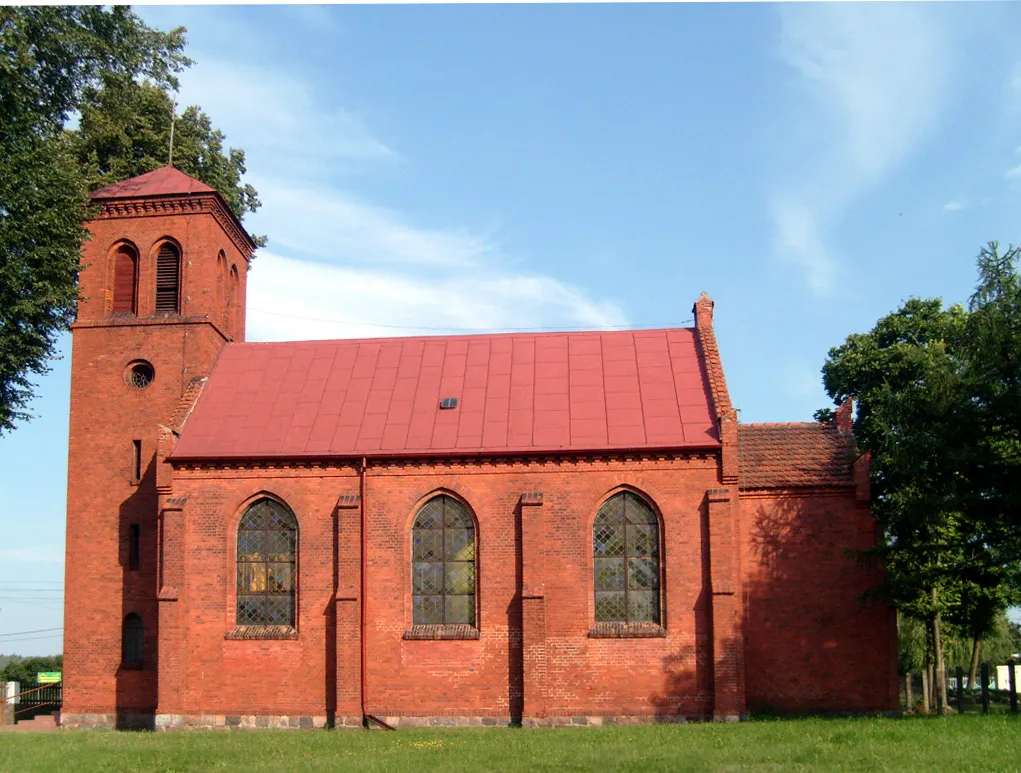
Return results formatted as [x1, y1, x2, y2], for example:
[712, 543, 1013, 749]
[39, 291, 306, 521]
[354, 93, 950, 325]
[0, 633, 63, 644]
[0, 598, 64, 603]
[249, 306, 695, 333]
[0, 589, 63, 593]
[0, 627, 62, 639]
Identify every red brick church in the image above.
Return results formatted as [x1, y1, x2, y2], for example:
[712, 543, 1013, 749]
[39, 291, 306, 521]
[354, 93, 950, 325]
[61, 166, 898, 730]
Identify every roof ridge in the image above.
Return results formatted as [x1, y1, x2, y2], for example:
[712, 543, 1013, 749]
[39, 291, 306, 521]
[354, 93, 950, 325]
[228, 326, 699, 348]
[740, 421, 834, 429]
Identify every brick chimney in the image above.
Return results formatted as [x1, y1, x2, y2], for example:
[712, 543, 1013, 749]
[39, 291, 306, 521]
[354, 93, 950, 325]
[835, 397, 854, 435]
[693, 291, 714, 330]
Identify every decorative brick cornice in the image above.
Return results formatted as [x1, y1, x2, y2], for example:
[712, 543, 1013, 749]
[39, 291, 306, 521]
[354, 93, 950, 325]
[692, 294, 734, 422]
[170, 377, 207, 434]
[93, 193, 255, 260]
[170, 448, 720, 473]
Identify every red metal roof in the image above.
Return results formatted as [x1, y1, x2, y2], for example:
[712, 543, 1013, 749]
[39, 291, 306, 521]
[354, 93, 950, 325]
[172, 328, 719, 460]
[91, 166, 216, 199]
[738, 423, 855, 488]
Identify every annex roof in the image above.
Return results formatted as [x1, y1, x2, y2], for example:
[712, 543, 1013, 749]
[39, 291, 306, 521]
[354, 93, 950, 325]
[90, 165, 217, 199]
[738, 422, 855, 489]
[172, 328, 720, 460]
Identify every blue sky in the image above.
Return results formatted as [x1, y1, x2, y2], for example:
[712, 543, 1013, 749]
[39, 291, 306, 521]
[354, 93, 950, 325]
[3, 2, 1021, 654]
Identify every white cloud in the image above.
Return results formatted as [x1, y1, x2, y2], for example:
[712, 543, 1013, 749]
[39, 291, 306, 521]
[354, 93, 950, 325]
[771, 199, 837, 294]
[943, 200, 966, 211]
[176, 60, 395, 181]
[247, 251, 628, 342]
[249, 179, 499, 269]
[166, 47, 628, 341]
[1006, 163, 1021, 180]
[772, 4, 951, 295]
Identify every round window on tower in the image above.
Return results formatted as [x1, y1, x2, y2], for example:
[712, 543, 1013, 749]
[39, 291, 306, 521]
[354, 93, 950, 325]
[125, 360, 155, 390]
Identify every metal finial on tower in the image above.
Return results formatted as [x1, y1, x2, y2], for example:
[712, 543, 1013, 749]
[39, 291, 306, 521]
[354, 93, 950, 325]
[168, 99, 177, 166]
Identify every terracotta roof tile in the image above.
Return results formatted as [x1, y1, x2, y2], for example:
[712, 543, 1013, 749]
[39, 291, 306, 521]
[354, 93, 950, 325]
[739, 422, 855, 489]
[172, 328, 720, 460]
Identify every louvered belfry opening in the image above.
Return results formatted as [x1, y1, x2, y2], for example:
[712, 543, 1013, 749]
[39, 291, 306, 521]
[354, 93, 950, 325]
[155, 242, 180, 313]
[112, 245, 137, 314]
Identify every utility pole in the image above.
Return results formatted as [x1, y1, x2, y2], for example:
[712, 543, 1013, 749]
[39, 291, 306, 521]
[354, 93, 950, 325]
[168, 100, 177, 166]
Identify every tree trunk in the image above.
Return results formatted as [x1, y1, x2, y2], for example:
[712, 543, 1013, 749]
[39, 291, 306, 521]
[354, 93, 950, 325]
[969, 638, 982, 689]
[921, 666, 930, 714]
[932, 589, 948, 715]
[905, 673, 913, 711]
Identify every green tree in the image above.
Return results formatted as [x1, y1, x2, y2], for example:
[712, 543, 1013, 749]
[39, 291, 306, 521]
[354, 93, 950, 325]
[821, 247, 1021, 713]
[821, 297, 973, 714]
[70, 77, 265, 244]
[1, 654, 63, 685]
[0, 8, 263, 434]
[963, 243, 1021, 566]
[0, 7, 187, 433]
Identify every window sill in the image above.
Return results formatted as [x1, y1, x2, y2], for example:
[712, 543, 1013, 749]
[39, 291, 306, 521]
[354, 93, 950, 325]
[403, 624, 480, 641]
[225, 625, 298, 641]
[588, 622, 666, 639]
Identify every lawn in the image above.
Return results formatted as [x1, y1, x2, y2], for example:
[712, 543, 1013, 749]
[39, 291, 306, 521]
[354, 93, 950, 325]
[2, 715, 1020, 773]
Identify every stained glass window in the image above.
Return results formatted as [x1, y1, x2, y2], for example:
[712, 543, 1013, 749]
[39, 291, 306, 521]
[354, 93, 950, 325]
[236, 499, 297, 627]
[593, 492, 660, 624]
[412, 495, 476, 626]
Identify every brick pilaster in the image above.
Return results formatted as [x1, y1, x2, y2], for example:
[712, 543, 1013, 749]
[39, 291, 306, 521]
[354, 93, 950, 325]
[520, 493, 546, 721]
[707, 488, 746, 720]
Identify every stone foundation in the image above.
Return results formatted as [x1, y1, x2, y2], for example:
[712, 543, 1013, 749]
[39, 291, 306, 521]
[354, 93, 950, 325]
[154, 714, 333, 730]
[61, 712, 736, 730]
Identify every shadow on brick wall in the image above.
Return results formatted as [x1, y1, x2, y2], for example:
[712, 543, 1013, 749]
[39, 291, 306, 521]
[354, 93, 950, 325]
[115, 454, 158, 730]
[743, 490, 894, 714]
[651, 495, 725, 720]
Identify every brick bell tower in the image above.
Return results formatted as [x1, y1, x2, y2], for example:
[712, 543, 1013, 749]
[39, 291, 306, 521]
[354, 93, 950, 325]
[62, 166, 255, 729]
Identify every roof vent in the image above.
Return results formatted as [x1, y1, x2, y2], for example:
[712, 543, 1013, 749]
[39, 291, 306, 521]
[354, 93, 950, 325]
[439, 397, 458, 410]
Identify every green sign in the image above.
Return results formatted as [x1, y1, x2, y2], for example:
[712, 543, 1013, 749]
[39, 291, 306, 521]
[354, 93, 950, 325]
[37, 672, 61, 684]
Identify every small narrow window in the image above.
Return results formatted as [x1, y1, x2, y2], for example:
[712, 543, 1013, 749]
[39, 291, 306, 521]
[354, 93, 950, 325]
[112, 244, 138, 314]
[412, 495, 476, 626]
[593, 491, 661, 624]
[131, 439, 142, 483]
[128, 524, 140, 571]
[122, 613, 144, 668]
[155, 242, 180, 313]
[229, 264, 240, 338]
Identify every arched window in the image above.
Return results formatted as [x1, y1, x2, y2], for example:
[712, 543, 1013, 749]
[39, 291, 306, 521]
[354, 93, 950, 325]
[216, 251, 227, 327]
[237, 498, 297, 627]
[593, 491, 661, 624]
[122, 613, 144, 668]
[111, 244, 138, 314]
[229, 264, 240, 338]
[412, 494, 476, 626]
[155, 242, 180, 313]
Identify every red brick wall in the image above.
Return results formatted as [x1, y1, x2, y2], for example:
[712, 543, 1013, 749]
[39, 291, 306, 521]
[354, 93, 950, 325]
[63, 200, 242, 719]
[163, 454, 722, 720]
[739, 489, 898, 714]
[78, 205, 248, 341]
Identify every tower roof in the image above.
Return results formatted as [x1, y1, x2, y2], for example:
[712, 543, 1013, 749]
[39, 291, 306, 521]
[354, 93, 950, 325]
[90, 165, 217, 199]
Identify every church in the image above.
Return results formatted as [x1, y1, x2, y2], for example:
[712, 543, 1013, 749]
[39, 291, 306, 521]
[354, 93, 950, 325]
[61, 166, 898, 730]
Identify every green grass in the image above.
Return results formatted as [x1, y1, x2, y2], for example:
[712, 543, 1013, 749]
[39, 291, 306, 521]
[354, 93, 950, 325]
[2, 715, 1021, 773]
